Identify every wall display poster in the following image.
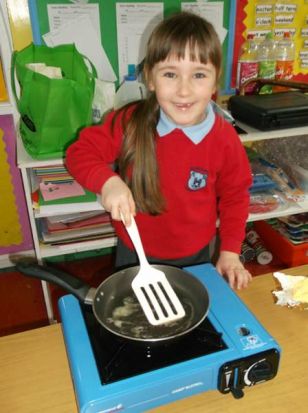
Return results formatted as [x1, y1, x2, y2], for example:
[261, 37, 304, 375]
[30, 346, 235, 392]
[28, 0, 236, 94]
[0, 115, 33, 254]
[232, 0, 308, 89]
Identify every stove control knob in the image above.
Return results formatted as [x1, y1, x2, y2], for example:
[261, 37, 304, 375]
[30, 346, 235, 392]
[244, 360, 273, 385]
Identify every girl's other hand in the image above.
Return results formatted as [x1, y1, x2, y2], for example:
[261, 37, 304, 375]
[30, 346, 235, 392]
[101, 176, 136, 226]
[216, 251, 252, 290]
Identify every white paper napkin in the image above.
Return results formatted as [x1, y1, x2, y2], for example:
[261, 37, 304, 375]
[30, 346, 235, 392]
[272, 272, 308, 308]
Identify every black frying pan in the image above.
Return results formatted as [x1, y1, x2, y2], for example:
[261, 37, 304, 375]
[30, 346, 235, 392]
[15, 261, 209, 343]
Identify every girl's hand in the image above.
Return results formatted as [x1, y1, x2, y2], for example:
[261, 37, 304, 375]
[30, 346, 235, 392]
[216, 251, 252, 290]
[101, 176, 136, 225]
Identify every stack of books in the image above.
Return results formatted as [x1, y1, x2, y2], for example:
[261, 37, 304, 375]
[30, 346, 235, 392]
[39, 211, 115, 245]
[32, 165, 103, 214]
[31, 165, 114, 245]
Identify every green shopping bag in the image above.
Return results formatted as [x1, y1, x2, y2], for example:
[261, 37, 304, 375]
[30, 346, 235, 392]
[11, 43, 96, 159]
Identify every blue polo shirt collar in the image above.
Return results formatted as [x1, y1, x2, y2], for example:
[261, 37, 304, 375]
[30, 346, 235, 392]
[157, 103, 215, 144]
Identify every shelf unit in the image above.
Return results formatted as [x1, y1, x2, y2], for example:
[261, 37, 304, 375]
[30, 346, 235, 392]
[247, 200, 308, 222]
[17, 120, 308, 260]
[0, 101, 14, 115]
[16, 134, 117, 320]
[236, 122, 308, 222]
[17, 120, 307, 264]
[238, 121, 308, 143]
[16, 134, 117, 260]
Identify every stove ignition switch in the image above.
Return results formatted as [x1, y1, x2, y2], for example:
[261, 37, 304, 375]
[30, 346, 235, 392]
[217, 349, 280, 398]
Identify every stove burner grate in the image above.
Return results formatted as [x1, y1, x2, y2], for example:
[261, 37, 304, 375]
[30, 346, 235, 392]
[81, 306, 227, 384]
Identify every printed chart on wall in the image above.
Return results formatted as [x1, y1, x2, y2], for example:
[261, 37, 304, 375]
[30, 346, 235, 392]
[232, 0, 308, 89]
[0, 115, 32, 254]
[28, 0, 236, 93]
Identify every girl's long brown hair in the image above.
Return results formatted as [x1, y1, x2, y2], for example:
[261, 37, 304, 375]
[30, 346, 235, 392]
[116, 12, 222, 214]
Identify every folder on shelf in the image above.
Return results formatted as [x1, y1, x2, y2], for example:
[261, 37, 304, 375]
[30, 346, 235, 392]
[37, 189, 103, 214]
[41, 232, 115, 246]
[39, 218, 115, 245]
[46, 210, 104, 224]
[39, 180, 85, 202]
[45, 213, 111, 232]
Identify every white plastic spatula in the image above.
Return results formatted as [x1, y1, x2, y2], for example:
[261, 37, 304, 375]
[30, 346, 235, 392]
[122, 215, 186, 325]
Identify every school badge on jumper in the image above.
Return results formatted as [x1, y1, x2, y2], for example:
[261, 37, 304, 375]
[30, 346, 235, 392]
[187, 168, 208, 191]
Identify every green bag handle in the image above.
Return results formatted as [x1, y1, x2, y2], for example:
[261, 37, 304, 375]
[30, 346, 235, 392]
[11, 50, 38, 132]
[10, 50, 34, 112]
[79, 52, 97, 95]
[11, 51, 34, 114]
[80, 52, 97, 79]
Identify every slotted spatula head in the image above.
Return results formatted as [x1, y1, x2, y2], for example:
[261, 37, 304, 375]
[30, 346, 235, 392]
[122, 215, 186, 325]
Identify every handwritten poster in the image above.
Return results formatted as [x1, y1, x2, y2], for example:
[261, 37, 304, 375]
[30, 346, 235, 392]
[232, 0, 308, 88]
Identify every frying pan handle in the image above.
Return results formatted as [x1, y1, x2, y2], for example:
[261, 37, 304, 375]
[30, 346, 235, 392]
[15, 261, 91, 302]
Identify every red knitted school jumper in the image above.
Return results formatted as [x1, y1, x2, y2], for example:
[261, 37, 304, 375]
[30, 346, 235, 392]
[66, 109, 252, 258]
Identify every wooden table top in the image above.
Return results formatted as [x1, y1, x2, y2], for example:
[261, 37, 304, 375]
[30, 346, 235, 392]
[0, 265, 307, 413]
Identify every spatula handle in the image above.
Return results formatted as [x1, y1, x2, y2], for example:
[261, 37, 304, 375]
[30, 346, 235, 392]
[121, 214, 149, 267]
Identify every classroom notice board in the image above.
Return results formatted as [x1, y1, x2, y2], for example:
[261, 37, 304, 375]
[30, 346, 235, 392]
[232, 0, 308, 89]
[28, 0, 237, 94]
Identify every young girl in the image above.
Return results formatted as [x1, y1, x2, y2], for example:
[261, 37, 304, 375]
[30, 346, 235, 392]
[66, 12, 252, 289]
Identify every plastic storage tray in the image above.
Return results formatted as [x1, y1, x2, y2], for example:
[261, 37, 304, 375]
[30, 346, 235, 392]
[255, 220, 308, 266]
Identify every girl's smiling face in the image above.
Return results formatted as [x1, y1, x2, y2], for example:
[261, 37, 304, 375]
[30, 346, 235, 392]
[147, 47, 217, 127]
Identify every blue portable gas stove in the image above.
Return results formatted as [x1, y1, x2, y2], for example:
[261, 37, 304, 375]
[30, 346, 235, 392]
[59, 264, 280, 413]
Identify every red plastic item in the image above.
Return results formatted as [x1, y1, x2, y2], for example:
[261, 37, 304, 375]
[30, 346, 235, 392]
[254, 220, 308, 267]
